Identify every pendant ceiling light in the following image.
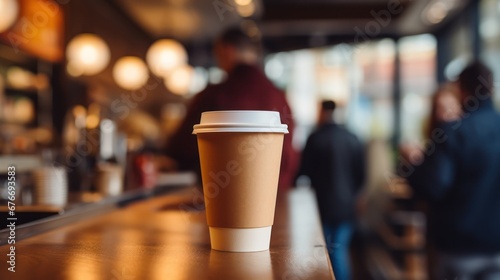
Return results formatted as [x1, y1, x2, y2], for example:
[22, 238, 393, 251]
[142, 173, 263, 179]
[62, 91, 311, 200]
[113, 56, 149, 90]
[0, 0, 19, 33]
[66, 34, 110, 76]
[146, 39, 187, 78]
[165, 64, 194, 96]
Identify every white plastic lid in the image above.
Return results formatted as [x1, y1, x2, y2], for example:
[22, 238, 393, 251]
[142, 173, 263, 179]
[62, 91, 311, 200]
[209, 226, 272, 252]
[193, 111, 288, 134]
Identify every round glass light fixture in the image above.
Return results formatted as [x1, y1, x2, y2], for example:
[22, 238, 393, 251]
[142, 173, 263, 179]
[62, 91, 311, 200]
[165, 65, 194, 96]
[112, 56, 149, 90]
[0, 0, 19, 33]
[237, 1, 256, 17]
[66, 34, 110, 76]
[235, 0, 252, 6]
[146, 39, 187, 78]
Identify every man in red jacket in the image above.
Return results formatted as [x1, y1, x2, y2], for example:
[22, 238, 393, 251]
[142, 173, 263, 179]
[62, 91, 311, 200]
[167, 27, 298, 190]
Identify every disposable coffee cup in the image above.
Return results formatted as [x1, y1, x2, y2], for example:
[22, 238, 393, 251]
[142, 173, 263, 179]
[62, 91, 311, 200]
[193, 111, 288, 252]
[95, 164, 124, 196]
[32, 167, 68, 207]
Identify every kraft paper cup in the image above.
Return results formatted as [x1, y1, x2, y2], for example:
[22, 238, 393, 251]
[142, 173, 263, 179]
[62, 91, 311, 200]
[193, 111, 288, 252]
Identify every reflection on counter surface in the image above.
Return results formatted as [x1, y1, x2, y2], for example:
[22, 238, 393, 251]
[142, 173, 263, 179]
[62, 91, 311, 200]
[208, 250, 273, 279]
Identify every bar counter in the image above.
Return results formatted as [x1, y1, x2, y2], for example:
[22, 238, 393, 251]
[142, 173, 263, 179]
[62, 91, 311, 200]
[0, 186, 334, 279]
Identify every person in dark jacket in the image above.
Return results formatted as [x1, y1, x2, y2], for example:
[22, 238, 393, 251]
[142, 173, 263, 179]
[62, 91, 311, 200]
[297, 100, 365, 280]
[401, 61, 500, 279]
[166, 27, 298, 190]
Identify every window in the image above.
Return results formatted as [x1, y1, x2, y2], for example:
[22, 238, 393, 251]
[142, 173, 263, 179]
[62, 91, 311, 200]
[265, 39, 396, 148]
[399, 34, 437, 142]
[480, 0, 500, 105]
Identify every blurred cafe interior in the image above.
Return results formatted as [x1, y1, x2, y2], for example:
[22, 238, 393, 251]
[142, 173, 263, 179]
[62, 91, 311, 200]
[1, 0, 500, 279]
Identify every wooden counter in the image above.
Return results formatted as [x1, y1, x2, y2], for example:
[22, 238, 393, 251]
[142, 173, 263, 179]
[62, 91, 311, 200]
[0, 187, 334, 279]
